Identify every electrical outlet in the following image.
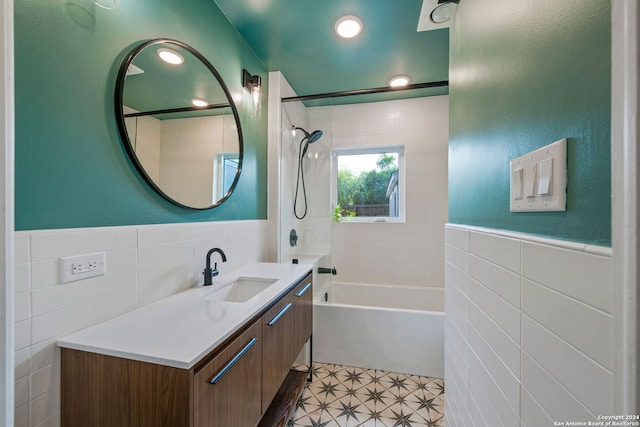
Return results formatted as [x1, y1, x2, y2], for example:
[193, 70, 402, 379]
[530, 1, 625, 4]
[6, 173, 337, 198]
[60, 252, 107, 284]
[72, 263, 90, 274]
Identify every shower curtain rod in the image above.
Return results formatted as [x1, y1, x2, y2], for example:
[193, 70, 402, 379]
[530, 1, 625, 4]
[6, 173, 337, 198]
[123, 102, 230, 118]
[281, 80, 448, 103]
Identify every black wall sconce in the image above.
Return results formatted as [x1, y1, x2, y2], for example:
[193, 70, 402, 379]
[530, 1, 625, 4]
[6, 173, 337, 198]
[243, 69, 262, 118]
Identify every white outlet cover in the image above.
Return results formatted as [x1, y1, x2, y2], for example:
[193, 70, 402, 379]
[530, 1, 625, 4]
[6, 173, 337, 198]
[510, 138, 567, 212]
[60, 252, 107, 284]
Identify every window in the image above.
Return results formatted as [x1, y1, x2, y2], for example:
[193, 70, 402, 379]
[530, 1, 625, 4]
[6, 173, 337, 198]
[213, 153, 239, 201]
[332, 146, 404, 222]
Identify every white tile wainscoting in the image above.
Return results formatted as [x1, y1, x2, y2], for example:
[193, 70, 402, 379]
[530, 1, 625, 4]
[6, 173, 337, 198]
[444, 224, 613, 427]
[13, 220, 269, 427]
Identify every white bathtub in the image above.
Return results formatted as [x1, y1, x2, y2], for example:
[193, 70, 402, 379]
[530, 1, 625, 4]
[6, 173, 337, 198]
[313, 281, 444, 378]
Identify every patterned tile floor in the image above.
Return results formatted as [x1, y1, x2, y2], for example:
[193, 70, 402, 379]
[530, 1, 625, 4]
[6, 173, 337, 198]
[288, 363, 445, 427]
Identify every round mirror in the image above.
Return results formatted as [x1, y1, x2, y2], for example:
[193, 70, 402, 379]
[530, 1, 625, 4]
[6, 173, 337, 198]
[115, 39, 243, 209]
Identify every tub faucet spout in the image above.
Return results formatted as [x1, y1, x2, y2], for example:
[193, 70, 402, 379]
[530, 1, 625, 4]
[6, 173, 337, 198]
[203, 248, 227, 286]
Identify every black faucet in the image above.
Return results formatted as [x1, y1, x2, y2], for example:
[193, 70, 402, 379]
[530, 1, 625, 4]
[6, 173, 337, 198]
[203, 248, 227, 286]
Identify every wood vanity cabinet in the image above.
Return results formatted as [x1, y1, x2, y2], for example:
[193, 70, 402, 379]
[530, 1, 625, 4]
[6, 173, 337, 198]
[61, 270, 313, 427]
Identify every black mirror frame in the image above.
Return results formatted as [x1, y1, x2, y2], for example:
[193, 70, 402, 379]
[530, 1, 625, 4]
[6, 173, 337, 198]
[114, 38, 244, 210]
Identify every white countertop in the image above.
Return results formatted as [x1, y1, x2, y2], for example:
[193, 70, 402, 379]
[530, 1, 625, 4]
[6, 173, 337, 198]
[57, 262, 312, 369]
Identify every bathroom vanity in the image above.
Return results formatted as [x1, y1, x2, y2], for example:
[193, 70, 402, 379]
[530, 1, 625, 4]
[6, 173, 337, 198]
[57, 263, 313, 427]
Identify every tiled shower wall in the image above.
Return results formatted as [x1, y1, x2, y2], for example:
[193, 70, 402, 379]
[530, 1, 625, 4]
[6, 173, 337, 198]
[323, 96, 449, 288]
[14, 220, 269, 427]
[444, 224, 613, 426]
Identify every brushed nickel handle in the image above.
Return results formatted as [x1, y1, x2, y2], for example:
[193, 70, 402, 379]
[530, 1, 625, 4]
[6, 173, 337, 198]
[210, 337, 258, 385]
[267, 302, 293, 326]
[296, 282, 312, 297]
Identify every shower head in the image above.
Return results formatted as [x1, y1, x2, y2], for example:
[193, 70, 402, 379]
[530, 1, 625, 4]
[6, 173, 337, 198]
[307, 130, 323, 144]
[292, 126, 324, 220]
[293, 126, 324, 156]
[294, 126, 323, 143]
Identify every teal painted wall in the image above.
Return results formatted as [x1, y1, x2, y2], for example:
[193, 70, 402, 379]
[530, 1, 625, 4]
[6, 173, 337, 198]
[448, 0, 611, 245]
[15, 0, 268, 230]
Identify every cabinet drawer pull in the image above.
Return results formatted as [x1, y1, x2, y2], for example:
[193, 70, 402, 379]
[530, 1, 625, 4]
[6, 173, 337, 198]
[210, 337, 258, 385]
[295, 282, 312, 297]
[267, 303, 292, 326]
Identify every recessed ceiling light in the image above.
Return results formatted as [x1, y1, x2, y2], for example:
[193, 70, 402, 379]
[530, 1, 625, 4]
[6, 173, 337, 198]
[418, 0, 459, 31]
[430, 2, 453, 24]
[157, 48, 184, 65]
[191, 98, 208, 107]
[389, 75, 410, 87]
[335, 15, 363, 39]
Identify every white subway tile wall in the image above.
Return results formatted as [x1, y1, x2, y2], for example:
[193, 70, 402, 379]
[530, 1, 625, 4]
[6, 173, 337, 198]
[444, 224, 613, 427]
[326, 96, 449, 288]
[14, 220, 268, 427]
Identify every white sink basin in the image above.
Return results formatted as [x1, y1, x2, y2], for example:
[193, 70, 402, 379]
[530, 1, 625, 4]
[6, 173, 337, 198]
[204, 277, 278, 303]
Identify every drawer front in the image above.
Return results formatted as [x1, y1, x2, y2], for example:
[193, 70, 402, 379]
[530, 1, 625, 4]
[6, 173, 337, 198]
[261, 293, 297, 410]
[293, 274, 313, 350]
[194, 321, 262, 427]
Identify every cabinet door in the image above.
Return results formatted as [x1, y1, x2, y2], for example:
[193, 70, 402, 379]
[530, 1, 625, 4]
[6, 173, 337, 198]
[261, 292, 298, 410]
[293, 274, 313, 351]
[194, 321, 262, 427]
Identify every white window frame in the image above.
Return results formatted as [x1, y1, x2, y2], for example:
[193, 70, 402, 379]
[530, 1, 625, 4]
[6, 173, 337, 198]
[212, 152, 239, 201]
[331, 146, 405, 223]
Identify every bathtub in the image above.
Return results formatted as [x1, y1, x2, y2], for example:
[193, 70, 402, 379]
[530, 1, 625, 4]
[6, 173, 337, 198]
[313, 281, 444, 378]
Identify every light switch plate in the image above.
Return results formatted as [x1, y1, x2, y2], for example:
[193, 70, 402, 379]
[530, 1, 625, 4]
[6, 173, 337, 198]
[510, 138, 567, 212]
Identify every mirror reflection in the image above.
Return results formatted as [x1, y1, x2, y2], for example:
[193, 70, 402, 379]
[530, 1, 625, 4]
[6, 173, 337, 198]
[116, 39, 243, 209]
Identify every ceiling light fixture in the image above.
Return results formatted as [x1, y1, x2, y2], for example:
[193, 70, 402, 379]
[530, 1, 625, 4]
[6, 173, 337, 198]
[389, 75, 410, 87]
[191, 98, 208, 108]
[335, 15, 363, 39]
[430, 0, 459, 24]
[157, 48, 184, 65]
